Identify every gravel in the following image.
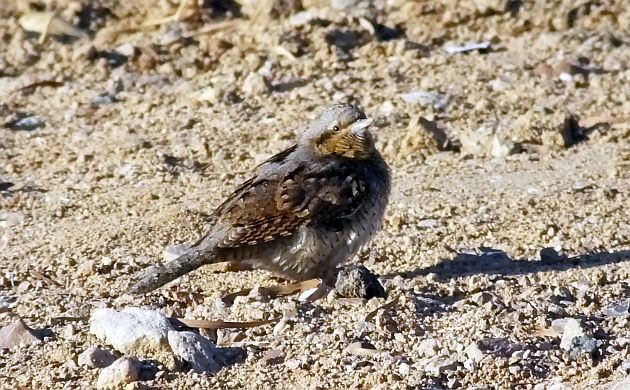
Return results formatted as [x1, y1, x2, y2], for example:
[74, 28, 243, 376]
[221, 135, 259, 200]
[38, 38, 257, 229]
[1, 0, 629, 388]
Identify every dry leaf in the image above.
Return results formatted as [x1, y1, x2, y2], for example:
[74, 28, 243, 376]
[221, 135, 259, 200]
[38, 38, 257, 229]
[16, 80, 64, 94]
[222, 279, 321, 304]
[170, 316, 279, 330]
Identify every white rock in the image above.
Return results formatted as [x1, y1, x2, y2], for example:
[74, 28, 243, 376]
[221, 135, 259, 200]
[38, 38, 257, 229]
[89, 307, 175, 366]
[289, 10, 316, 26]
[96, 357, 139, 389]
[612, 378, 630, 390]
[424, 355, 457, 376]
[78, 346, 117, 368]
[400, 91, 448, 109]
[241, 72, 270, 97]
[559, 318, 584, 351]
[465, 341, 486, 362]
[167, 331, 222, 374]
[418, 338, 439, 357]
[444, 41, 491, 54]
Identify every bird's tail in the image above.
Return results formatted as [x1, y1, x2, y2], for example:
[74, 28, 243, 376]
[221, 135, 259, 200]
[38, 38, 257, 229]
[127, 247, 214, 295]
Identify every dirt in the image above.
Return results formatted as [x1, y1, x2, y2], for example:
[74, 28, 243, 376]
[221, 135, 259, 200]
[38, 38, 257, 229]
[1, 0, 629, 389]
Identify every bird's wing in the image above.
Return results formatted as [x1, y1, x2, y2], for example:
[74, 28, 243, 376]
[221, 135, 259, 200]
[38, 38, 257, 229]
[210, 154, 368, 248]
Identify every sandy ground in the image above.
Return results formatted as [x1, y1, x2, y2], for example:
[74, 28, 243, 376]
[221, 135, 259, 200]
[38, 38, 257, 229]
[1, 0, 629, 389]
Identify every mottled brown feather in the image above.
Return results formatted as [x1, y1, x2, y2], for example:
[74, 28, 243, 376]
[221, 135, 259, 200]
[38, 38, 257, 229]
[213, 157, 368, 248]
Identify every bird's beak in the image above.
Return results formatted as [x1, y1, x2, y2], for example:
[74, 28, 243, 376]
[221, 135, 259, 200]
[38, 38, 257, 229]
[350, 118, 374, 133]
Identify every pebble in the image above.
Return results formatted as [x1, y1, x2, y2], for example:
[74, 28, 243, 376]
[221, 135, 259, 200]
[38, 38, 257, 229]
[568, 335, 598, 357]
[96, 357, 139, 389]
[418, 338, 439, 357]
[334, 265, 386, 299]
[260, 349, 285, 365]
[78, 346, 117, 368]
[444, 41, 491, 54]
[8, 115, 45, 131]
[424, 355, 458, 376]
[91, 94, 118, 106]
[611, 378, 630, 390]
[465, 342, 486, 362]
[604, 300, 630, 318]
[459, 126, 518, 159]
[167, 331, 223, 373]
[345, 341, 382, 357]
[465, 338, 522, 362]
[289, 11, 317, 26]
[559, 318, 585, 351]
[89, 307, 175, 367]
[400, 91, 448, 109]
[241, 73, 270, 97]
[0, 318, 42, 349]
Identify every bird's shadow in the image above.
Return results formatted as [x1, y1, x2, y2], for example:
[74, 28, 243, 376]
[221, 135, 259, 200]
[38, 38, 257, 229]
[381, 247, 630, 281]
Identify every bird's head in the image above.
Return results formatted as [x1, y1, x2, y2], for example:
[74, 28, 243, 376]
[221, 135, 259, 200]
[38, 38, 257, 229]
[300, 103, 376, 159]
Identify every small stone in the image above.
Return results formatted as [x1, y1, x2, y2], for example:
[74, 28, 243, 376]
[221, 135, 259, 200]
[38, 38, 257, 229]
[459, 125, 518, 159]
[345, 341, 381, 357]
[284, 358, 302, 369]
[400, 91, 447, 109]
[241, 72, 270, 97]
[477, 338, 522, 357]
[7, 115, 45, 131]
[604, 300, 630, 318]
[444, 41, 491, 54]
[115, 43, 136, 58]
[78, 346, 117, 368]
[334, 265, 386, 299]
[289, 10, 317, 26]
[197, 87, 219, 104]
[417, 338, 439, 358]
[261, 349, 285, 365]
[167, 331, 222, 373]
[551, 318, 569, 334]
[611, 378, 630, 390]
[91, 94, 118, 106]
[559, 318, 585, 351]
[469, 292, 492, 306]
[465, 342, 486, 362]
[466, 338, 521, 362]
[78, 259, 96, 276]
[0, 318, 42, 349]
[96, 357, 139, 389]
[568, 335, 598, 357]
[89, 307, 176, 367]
[424, 355, 458, 376]
[398, 362, 410, 375]
[16, 281, 30, 293]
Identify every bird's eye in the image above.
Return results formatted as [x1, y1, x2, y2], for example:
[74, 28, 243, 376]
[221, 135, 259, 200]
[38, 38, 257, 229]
[332, 125, 340, 132]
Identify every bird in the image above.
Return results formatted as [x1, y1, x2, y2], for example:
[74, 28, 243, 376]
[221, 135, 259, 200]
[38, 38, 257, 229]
[128, 103, 391, 294]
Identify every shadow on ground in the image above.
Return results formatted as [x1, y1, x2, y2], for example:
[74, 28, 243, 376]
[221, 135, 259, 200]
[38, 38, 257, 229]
[382, 248, 630, 280]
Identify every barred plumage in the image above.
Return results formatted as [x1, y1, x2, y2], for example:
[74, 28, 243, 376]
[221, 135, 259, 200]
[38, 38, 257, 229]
[128, 103, 390, 294]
